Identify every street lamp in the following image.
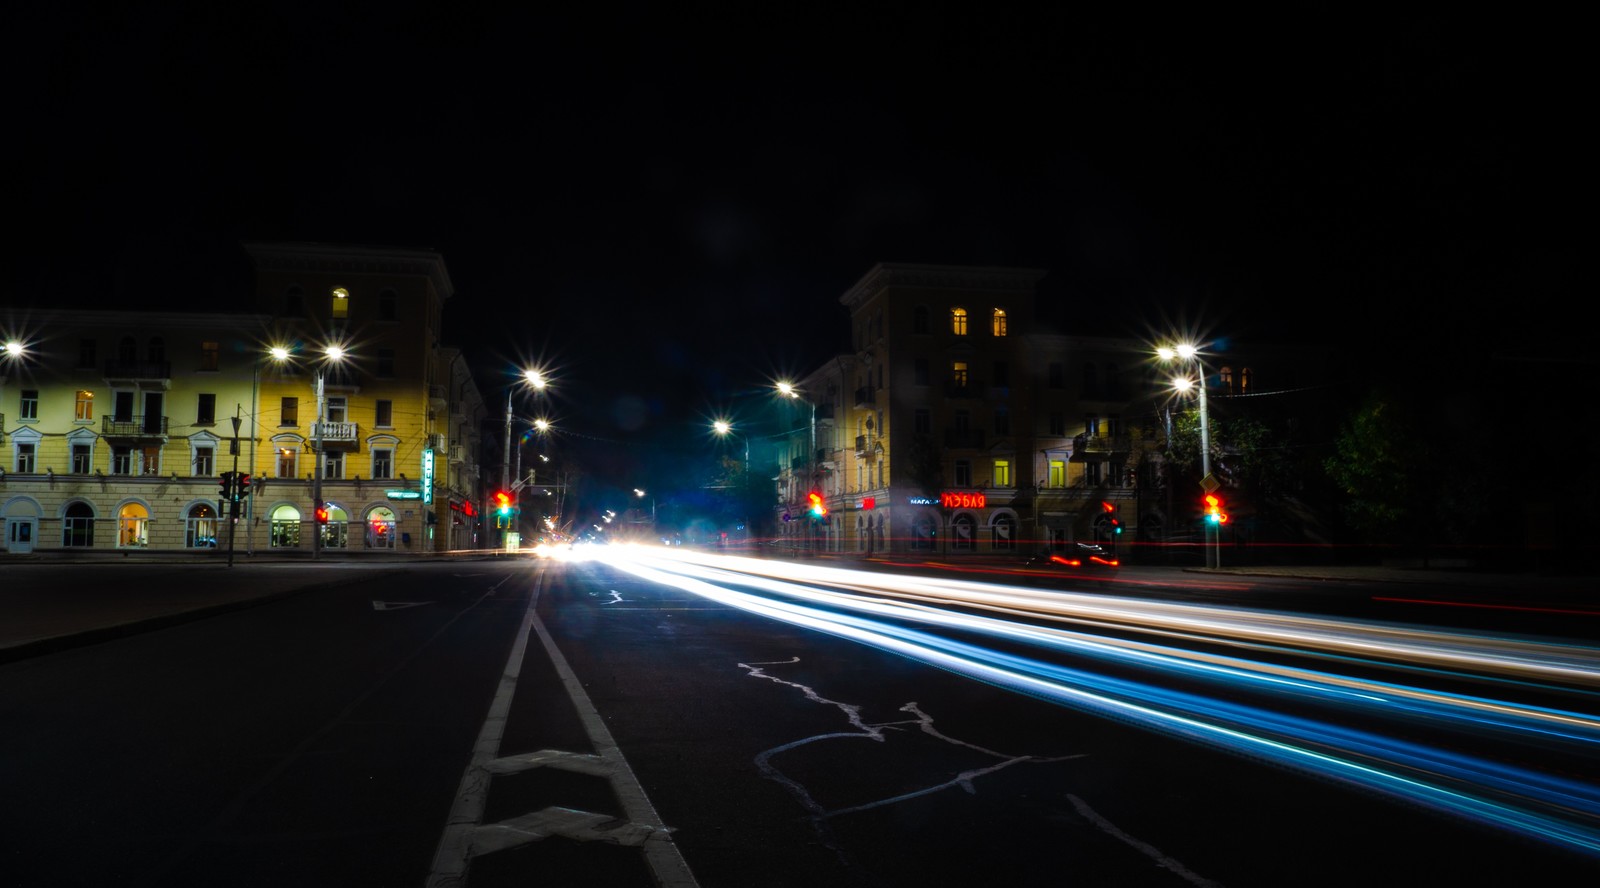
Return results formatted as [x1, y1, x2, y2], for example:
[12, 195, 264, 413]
[633, 488, 656, 527]
[500, 368, 549, 549]
[1158, 343, 1220, 569]
[776, 381, 819, 550]
[2, 339, 26, 449]
[269, 343, 344, 560]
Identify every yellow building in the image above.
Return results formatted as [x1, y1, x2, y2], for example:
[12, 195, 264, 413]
[0, 243, 489, 557]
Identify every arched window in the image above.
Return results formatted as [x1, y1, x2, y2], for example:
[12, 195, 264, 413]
[63, 502, 95, 547]
[951, 513, 977, 550]
[331, 286, 350, 320]
[187, 503, 218, 548]
[118, 502, 149, 548]
[270, 504, 302, 548]
[951, 307, 968, 336]
[1219, 366, 1234, 393]
[367, 506, 397, 549]
[991, 514, 1016, 550]
[992, 308, 1008, 336]
[321, 504, 350, 549]
[118, 336, 138, 364]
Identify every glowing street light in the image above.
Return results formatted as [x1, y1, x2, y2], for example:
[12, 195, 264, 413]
[1158, 342, 1220, 569]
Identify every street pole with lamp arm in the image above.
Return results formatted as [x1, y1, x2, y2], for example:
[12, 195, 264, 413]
[1159, 343, 1220, 569]
[713, 420, 752, 546]
[500, 368, 548, 549]
[776, 381, 819, 551]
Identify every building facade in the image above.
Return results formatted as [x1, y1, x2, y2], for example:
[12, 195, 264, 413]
[0, 243, 489, 557]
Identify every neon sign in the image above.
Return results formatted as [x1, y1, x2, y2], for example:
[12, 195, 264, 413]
[421, 449, 435, 504]
[939, 491, 986, 509]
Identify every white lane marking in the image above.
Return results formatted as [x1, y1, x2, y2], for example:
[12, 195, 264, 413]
[1067, 794, 1226, 888]
[740, 657, 1217, 885]
[427, 568, 698, 888]
[371, 600, 432, 611]
[528, 590, 699, 887]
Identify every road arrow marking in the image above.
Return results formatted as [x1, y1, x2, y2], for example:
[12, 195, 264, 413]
[486, 748, 612, 778]
[469, 806, 661, 855]
[371, 600, 432, 611]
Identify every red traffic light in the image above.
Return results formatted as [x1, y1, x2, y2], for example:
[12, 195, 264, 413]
[1203, 493, 1229, 525]
[806, 491, 828, 518]
[315, 505, 330, 525]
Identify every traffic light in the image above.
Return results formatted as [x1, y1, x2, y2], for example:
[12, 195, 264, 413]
[237, 473, 252, 497]
[1099, 500, 1122, 534]
[806, 491, 827, 519]
[218, 471, 236, 500]
[493, 491, 514, 528]
[315, 505, 330, 526]
[1203, 493, 1229, 525]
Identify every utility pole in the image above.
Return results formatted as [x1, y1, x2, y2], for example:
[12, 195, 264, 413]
[228, 412, 241, 566]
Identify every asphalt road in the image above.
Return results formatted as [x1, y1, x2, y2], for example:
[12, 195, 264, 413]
[1, 556, 1595, 887]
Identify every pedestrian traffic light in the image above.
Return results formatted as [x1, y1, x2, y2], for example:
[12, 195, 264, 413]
[218, 471, 235, 500]
[315, 505, 330, 525]
[1203, 493, 1228, 525]
[807, 491, 827, 519]
[237, 473, 252, 497]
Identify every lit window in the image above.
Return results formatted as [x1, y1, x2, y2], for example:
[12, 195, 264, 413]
[1240, 367, 1252, 394]
[992, 308, 1008, 336]
[331, 286, 350, 319]
[1220, 366, 1234, 392]
[1049, 460, 1066, 487]
[952, 361, 969, 386]
[75, 390, 94, 421]
[276, 447, 298, 478]
[951, 307, 968, 336]
[993, 459, 1011, 487]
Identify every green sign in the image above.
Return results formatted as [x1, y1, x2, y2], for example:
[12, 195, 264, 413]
[386, 490, 423, 500]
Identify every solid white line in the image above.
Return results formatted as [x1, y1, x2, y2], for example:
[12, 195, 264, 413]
[528, 589, 700, 888]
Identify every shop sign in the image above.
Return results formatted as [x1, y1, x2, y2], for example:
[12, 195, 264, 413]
[421, 449, 435, 504]
[385, 490, 423, 500]
[939, 491, 987, 509]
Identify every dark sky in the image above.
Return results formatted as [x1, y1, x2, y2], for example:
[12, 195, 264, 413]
[4, 6, 1585, 495]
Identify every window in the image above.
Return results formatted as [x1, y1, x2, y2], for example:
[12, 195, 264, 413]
[994, 405, 1010, 436]
[913, 305, 930, 334]
[78, 339, 96, 368]
[954, 459, 971, 487]
[1048, 362, 1063, 388]
[1049, 459, 1066, 487]
[1220, 366, 1234, 392]
[324, 451, 344, 479]
[914, 408, 931, 435]
[118, 502, 149, 547]
[954, 410, 971, 433]
[992, 514, 1016, 550]
[331, 286, 350, 319]
[186, 504, 219, 548]
[992, 308, 1008, 336]
[993, 361, 1008, 387]
[75, 390, 94, 421]
[375, 400, 393, 427]
[284, 286, 305, 317]
[1084, 415, 1100, 436]
[16, 442, 36, 473]
[138, 445, 160, 475]
[270, 504, 301, 548]
[327, 397, 347, 423]
[62, 502, 95, 547]
[952, 361, 969, 386]
[118, 337, 137, 364]
[281, 397, 299, 426]
[1048, 412, 1066, 436]
[993, 459, 1011, 487]
[112, 447, 132, 475]
[194, 446, 215, 476]
[200, 341, 219, 371]
[147, 337, 165, 365]
[914, 358, 929, 385]
[19, 390, 38, 421]
[196, 393, 216, 425]
[951, 307, 968, 336]
[71, 444, 91, 474]
[1084, 462, 1102, 485]
[276, 447, 298, 478]
[1240, 367, 1252, 394]
[372, 448, 394, 480]
[377, 348, 395, 377]
[379, 289, 398, 321]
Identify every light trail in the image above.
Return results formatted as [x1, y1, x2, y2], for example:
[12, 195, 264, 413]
[588, 545, 1600, 860]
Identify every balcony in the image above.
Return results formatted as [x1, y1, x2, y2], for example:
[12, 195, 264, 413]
[943, 428, 985, 449]
[102, 415, 169, 439]
[853, 387, 876, 408]
[1072, 434, 1131, 455]
[944, 378, 984, 399]
[313, 420, 359, 450]
[103, 360, 172, 387]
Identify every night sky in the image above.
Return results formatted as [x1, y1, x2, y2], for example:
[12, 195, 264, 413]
[4, 7, 1585, 495]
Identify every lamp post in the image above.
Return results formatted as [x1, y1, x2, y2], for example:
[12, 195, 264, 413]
[713, 420, 752, 546]
[1158, 343, 1220, 569]
[2, 339, 24, 437]
[500, 368, 548, 549]
[777, 381, 819, 551]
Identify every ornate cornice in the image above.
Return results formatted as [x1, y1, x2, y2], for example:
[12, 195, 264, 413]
[242, 242, 454, 300]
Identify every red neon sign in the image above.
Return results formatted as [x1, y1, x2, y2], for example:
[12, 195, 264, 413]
[939, 491, 986, 509]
